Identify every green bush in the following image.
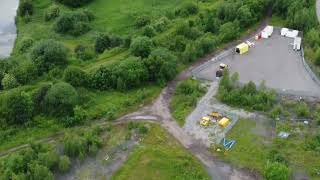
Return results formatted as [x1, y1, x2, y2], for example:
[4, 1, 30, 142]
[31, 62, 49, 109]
[74, 44, 95, 60]
[175, 3, 198, 17]
[63, 67, 88, 87]
[44, 5, 60, 21]
[62, 106, 88, 127]
[10, 60, 37, 85]
[56, 0, 94, 7]
[44, 82, 79, 117]
[58, 155, 71, 173]
[130, 36, 153, 58]
[30, 39, 68, 73]
[17, 37, 34, 53]
[144, 48, 177, 84]
[217, 71, 276, 111]
[54, 12, 92, 36]
[152, 17, 169, 32]
[28, 162, 54, 180]
[135, 15, 151, 28]
[264, 162, 289, 180]
[219, 21, 240, 42]
[294, 102, 310, 118]
[1, 74, 19, 90]
[3, 91, 34, 125]
[94, 34, 123, 53]
[32, 84, 51, 114]
[37, 150, 60, 170]
[143, 25, 156, 37]
[63, 133, 87, 158]
[18, 0, 33, 17]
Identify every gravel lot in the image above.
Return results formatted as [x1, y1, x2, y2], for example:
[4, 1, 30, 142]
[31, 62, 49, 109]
[195, 30, 320, 97]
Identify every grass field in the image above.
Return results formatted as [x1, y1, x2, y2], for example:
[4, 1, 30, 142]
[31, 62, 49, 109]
[217, 118, 320, 179]
[111, 124, 210, 180]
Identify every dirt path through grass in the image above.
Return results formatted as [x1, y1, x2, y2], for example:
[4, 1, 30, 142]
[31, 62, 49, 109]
[0, 17, 271, 179]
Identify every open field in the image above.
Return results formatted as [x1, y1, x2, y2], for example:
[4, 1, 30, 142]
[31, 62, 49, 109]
[195, 29, 320, 97]
[111, 124, 210, 180]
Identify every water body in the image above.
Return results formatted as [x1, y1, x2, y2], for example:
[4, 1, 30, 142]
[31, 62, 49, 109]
[0, 0, 19, 58]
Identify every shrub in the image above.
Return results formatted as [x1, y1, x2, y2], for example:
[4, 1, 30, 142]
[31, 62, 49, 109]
[130, 36, 153, 58]
[264, 162, 289, 180]
[63, 67, 88, 87]
[62, 106, 88, 127]
[175, 3, 198, 17]
[18, 0, 33, 17]
[10, 60, 37, 85]
[94, 34, 123, 53]
[3, 91, 34, 125]
[30, 39, 68, 73]
[32, 84, 51, 114]
[152, 17, 169, 32]
[144, 48, 177, 84]
[1, 74, 19, 90]
[44, 82, 79, 116]
[90, 65, 116, 90]
[114, 57, 149, 90]
[135, 15, 151, 28]
[56, 0, 94, 7]
[219, 21, 240, 42]
[74, 45, 95, 60]
[58, 156, 71, 173]
[54, 12, 91, 36]
[143, 25, 156, 37]
[28, 162, 54, 180]
[17, 37, 34, 53]
[44, 5, 60, 21]
[63, 133, 87, 158]
[37, 151, 59, 170]
[294, 102, 310, 118]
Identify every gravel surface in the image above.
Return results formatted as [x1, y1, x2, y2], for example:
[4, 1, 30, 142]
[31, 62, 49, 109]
[195, 30, 320, 97]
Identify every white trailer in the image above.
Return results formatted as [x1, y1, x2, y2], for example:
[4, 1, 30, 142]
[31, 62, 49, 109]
[281, 28, 299, 38]
[261, 25, 274, 39]
[293, 37, 302, 51]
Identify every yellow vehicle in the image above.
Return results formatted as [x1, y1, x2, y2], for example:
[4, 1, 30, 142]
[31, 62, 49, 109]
[209, 112, 221, 119]
[200, 116, 210, 127]
[218, 117, 230, 128]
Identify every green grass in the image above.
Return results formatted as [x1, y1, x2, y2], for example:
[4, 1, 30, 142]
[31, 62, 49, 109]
[217, 119, 269, 173]
[111, 124, 210, 180]
[217, 118, 320, 179]
[170, 79, 206, 126]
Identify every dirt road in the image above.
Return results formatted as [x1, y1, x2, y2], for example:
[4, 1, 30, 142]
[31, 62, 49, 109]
[0, 17, 271, 179]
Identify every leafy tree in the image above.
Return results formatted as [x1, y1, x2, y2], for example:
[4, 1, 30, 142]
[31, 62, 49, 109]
[90, 65, 116, 90]
[130, 36, 153, 58]
[94, 34, 123, 53]
[63, 67, 88, 87]
[175, 2, 198, 17]
[1, 74, 19, 90]
[32, 84, 51, 114]
[30, 39, 68, 73]
[54, 12, 92, 36]
[219, 21, 240, 42]
[135, 15, 151, 28]
[44, 82, 79, 116]
[143, 25, 156, 37]
[56, 0, 94, 8]
[17, 37, 34, 53]
[10, 60, 37, 85]
[264, 162, 289, 180]
[45, 5, 60, 21]
[144, 48, 177, 84]
[114, 57, 149, 90]
[237, 5, 254, 28]
[3, 91, 34, 125]
[18, 0, 33, 17]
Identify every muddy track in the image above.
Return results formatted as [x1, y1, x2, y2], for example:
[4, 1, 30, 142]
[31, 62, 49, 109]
[0, 17, 271, 179]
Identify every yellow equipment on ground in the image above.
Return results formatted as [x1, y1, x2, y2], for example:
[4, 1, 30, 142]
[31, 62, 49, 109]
[218, 117, 230, 128]
[209, 112, 221, 119]
[200, 116, 210, 127]
[235, 43, 249, 55]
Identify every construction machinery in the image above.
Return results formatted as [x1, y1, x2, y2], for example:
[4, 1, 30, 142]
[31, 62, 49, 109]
[216, 63, 228, 78]
[200, 116, 210, 127]
[209, 112, 221, 119]
[218, 117, 230, 128]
